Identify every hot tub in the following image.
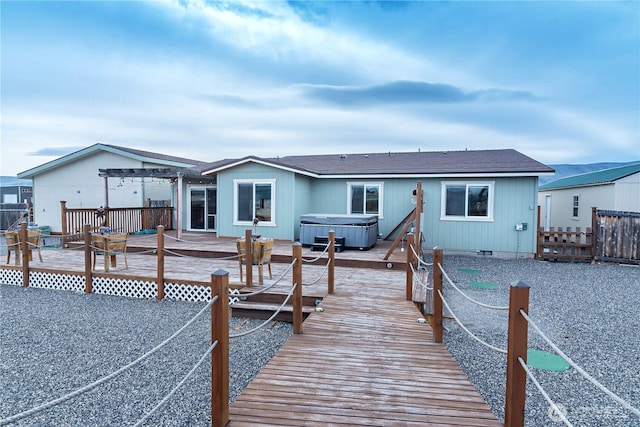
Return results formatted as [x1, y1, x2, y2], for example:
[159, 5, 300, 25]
[299, 214, 379, 250]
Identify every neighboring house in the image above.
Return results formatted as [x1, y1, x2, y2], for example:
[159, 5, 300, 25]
[538, 162, 640, 231]
[0, 176, 32, 204]
[17, 144, 209, 233]
[201, 149, 554, 257]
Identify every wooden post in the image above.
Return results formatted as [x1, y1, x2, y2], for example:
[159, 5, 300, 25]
[60, 201, 68, 247]
[84, 224, 93, 293]
[432, 248, 443, 343]
[591, 207, 598, 260]
[292, 242, 303, 334]
[176, 172, 183, 240]
[244, 229, 253, 287]
[157, 225, 165, 300]
[328, 230, 335, 294]
[405, 233, 415, 301]
[211, 270, 230, 427]
[414, 181, 423, 246]
[504, 280, 530, 427]
[20, 222, 29, 287]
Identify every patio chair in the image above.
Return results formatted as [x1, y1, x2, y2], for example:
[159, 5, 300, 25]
[92, 233, 128, 271]
[236, 238, 273, 284]
[5, 230, 42, 265]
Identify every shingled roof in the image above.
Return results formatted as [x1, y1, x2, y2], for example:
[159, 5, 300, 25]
[539, 162, 640, 190]
[201, 149, 554, 177]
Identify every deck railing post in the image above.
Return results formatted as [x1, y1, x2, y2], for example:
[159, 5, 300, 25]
[83, 224, 93, 293]
[60, 201, 68, 247]
[157, 225, 165, 300]
[244, 229, 253, 287]
[292, 242, 303, 334]
[591, 206, 598, 259]
[504, 280, 530, 427]
[432, 248, 443, 343]
[19, 222, 29, 287]
[328, 230, 335, 294]
[405, 233, 415, 301]
[211, 270, 230, 427]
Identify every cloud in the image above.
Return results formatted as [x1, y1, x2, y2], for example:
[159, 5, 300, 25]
[28, 147, 86, 157]
[293, 81, 540, 107]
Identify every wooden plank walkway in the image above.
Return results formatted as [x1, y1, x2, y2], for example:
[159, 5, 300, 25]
[228, 272, 501, 426]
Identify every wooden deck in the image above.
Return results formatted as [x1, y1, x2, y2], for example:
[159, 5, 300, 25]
[228, 265, 500, 426]
[3, 231, 500, 425]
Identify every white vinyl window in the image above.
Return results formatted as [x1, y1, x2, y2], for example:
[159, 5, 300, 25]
[233, 179, 275, 226]
[347, 182, 383, 217]
[441, 181, 493, 221]
[572, 195, 579, 218]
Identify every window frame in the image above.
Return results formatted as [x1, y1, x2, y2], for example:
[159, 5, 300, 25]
[233, 179, 276, 226]
[346, 181, 384, 218]
[440, 181, 494, 221]
[572, 195, 579, 218]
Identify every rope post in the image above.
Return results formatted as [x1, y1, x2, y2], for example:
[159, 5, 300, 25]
[292, 242, 303, 334]
[432, 248, 444, 343]
[405, 233, 415, 301]
[60, 201, 68, 248]
[157, 225, 165, 300]
[210, 270, 229, 427]
[83, 224, 93, 294]
[244, 229, 253, 287]
[504, 280, 530, 427]
[19, 222, 29, 287]
[328, 230, 335, 294]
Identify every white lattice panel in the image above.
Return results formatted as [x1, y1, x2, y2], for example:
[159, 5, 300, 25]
[165, 283, 211, 302]
[0, 269, 22, 286]
[30, 271, 85, 292]
[93, 277, 157, 299]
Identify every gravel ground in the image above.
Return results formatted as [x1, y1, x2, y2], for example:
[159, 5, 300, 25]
[0, 285, 291, 426]
[433, 256, 640, 427]
[1, 256, 639, 426]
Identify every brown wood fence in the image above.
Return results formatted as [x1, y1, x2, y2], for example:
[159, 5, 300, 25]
[60, 201, 174, 243]
[536, 207, 640, 264]
[596, 209, 640, 264]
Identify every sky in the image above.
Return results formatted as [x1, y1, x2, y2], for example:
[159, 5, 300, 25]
[1, 0, 639, 177]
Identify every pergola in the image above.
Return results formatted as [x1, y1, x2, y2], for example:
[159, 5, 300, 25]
[98, 168, 215, 239]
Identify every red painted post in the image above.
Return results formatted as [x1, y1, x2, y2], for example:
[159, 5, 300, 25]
[292, 242, 303, 334]
[244, 229, 252, 287]
[405, 233, 415, 301]
[211, 270, 229, 427]
[328, 230, 335, 294]
[432, 249, 443, 343]
[19, 222, 29, 287]
[504, 280, 530, 427]
[157, 225, 165, 300]
[84, 224, 93, 293]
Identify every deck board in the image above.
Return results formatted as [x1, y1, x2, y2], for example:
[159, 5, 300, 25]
[228, 263, 500, 426]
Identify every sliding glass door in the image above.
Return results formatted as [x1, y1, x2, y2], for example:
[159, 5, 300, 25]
[188, 186, 217, 231]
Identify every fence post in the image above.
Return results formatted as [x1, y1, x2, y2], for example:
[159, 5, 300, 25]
[84, 224, 93, 293]
[157, 225, 165, 300]
[292, 242, 303, 334]
[328, 230, 335, 294]
[405, 233, 415, 301]
[60, 201, 68, 247]
[591, 207, 598, 259]
[504, 280, 530, 427]
[432, 248, 443, 343]
[19, 222, 29, 288]
[211, 270, 229, 427]
[244, 229, 253, 287]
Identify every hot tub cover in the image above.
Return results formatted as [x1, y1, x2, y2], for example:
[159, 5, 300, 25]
[300, 214, 378, 226]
